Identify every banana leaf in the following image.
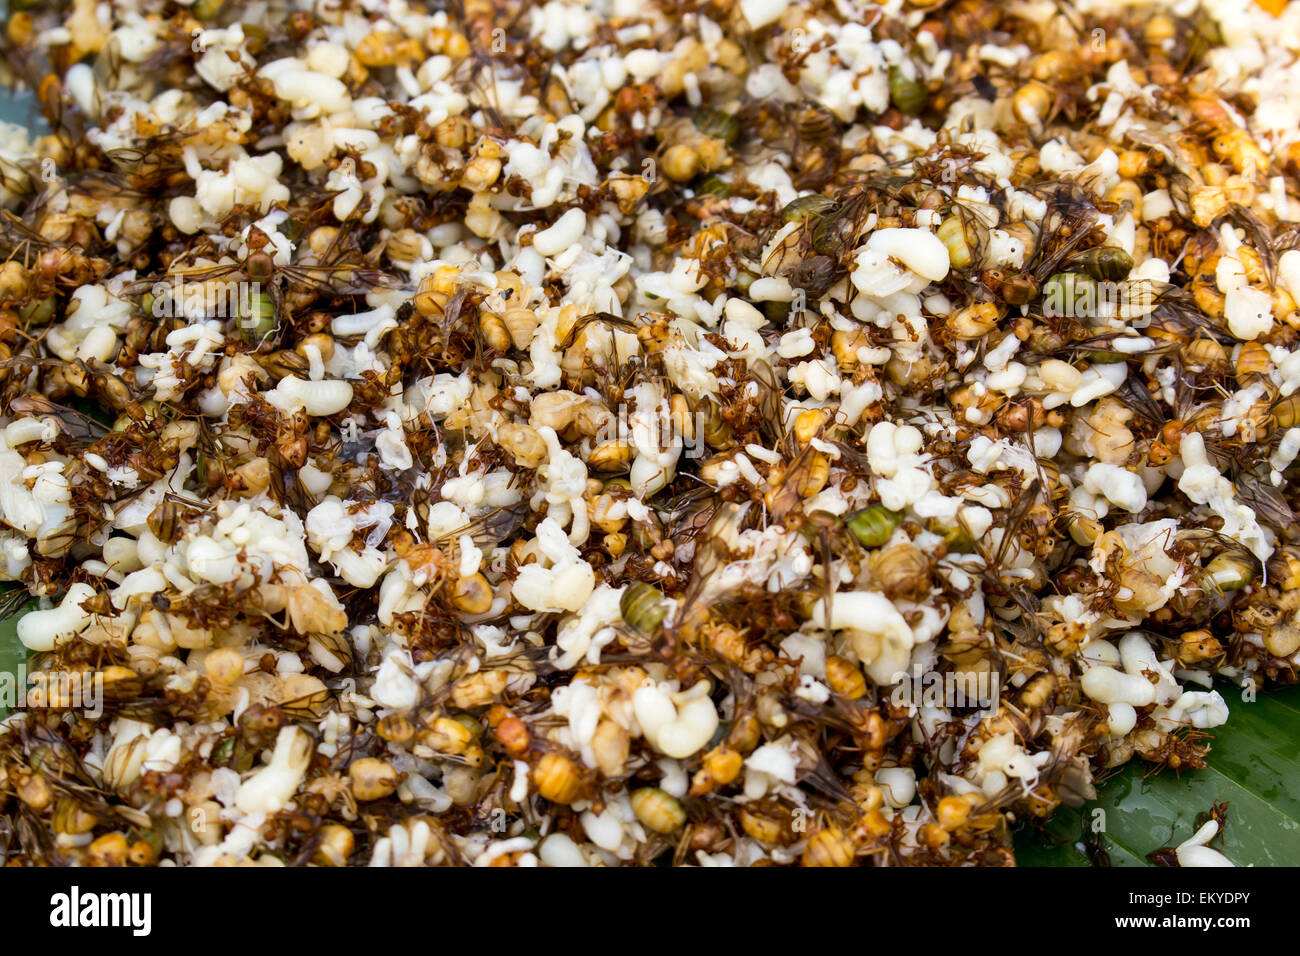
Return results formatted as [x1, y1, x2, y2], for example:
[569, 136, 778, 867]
[1016, 683, 1300, 866]
[0, 590, 29, 720]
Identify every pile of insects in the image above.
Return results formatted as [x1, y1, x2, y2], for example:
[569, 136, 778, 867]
[0, 0, 1297, 866]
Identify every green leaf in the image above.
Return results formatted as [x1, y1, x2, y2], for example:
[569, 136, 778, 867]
[0, 588, 32, 721]
[1016, 683, 1300, 866]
